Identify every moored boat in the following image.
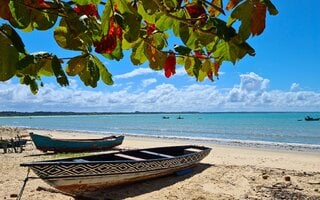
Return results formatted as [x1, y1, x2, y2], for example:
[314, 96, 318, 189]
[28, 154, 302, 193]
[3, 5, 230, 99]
[304, 116, 320, 121]
[20, 145, 211, 196]
[29, 132, 124, 153]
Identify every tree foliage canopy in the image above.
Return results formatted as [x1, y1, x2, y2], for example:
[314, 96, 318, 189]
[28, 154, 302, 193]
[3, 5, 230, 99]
[0, 0, 278, 94]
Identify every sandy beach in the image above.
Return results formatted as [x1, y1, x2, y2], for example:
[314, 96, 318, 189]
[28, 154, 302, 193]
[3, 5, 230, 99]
[1, 126, 320, 200]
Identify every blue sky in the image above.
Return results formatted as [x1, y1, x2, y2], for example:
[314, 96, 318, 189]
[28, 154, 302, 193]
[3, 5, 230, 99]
[0, 0, 320, 112]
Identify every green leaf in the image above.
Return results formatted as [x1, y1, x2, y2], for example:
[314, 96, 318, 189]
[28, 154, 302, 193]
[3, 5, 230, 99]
[8, 0, 30, 29]
[153, 32, 168, 49]
[123, 12, 142, 43]
[30, 4, 58, 30]
[213, 38, 252, 64]
[197, 68, 207, 82]
[155, 14, 174, 31]
[66, 55, 88, 76]
[144, 40, 166, 70]
[101, 1, 112, 35]
[140, 0, 159, 15]
[184, 56, 202, 79]
[179, 22, 191, 48]
[79, 58, 99, 87]
[72, 0, 101, 5]
[264, 0, 278, 15]
[92, 55, 113, 85]
[174, 45, 191, 55]
[230, 0, 253, 41]
[52, 55, 69, 86]
[163, 0, 179, 10]
[211, 18, 236, 41]
[137, 3, 156, 23]
[29, 79, 39, 95]
[0, 44, 18, 81]
[37, 58, 54, 76]
[16, 55, 35, 70]
[172, 10, 185, 37]
[192, 58, 202, 80]
[184, 57, 194, 76]
[0, 24, 26, 54]
[199, 59, 211, 81]
[131, 41, 147, 65]
[54, 25, 86, 51]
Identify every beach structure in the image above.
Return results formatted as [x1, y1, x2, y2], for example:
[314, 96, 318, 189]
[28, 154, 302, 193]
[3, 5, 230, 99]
[20, 145, 211, 196]
[0, 136, 27, 153]
[29, 132, 124, 153]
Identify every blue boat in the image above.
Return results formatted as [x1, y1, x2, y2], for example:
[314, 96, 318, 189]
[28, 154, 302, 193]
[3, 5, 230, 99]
[29, 132, 124, 153]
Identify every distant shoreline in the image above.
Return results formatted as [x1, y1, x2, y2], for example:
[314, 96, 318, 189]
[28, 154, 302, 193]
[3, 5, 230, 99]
[1, 111, 319, 117]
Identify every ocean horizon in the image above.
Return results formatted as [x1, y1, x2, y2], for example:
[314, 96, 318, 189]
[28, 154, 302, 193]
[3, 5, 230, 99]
[1, 112, 320, 150]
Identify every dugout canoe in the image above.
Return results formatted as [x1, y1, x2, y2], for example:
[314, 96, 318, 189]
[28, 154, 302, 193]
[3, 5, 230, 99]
[21, 145, 211, 196]
[29, 132, 124, 153]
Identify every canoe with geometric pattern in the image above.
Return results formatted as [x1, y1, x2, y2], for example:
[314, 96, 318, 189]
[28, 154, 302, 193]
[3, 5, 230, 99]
[20, 145, 211, 196]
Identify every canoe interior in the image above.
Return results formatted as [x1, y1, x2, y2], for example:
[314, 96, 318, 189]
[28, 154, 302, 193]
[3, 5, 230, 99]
[24, 145, 210, 164]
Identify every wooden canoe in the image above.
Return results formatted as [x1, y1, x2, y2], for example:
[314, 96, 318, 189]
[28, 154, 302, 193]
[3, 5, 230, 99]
[21, 145, 211, 196]
[29, 132, 124, 153]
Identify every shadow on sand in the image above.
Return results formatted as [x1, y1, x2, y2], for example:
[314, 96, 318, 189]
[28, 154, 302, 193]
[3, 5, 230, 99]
[74, 163, 213, 200]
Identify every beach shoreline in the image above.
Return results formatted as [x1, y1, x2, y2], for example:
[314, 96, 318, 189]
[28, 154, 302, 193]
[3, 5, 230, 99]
[26, 127, 320, 153]
[1, 126, 320, 199]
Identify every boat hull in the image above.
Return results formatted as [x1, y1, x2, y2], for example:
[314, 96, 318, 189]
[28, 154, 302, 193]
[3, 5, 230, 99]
[30, 132, 124, 153]
[22, 145, 211, 195]
[46, 166, 191, 194]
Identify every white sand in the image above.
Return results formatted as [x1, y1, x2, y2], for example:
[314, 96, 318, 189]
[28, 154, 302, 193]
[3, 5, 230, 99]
[1, 127, 320, 200]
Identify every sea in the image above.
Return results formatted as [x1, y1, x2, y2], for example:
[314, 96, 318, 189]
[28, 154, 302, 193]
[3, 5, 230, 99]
[1, 112, 320, 150]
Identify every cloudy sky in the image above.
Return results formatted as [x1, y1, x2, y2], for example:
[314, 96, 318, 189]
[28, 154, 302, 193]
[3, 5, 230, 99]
[0, 0, 319, 112]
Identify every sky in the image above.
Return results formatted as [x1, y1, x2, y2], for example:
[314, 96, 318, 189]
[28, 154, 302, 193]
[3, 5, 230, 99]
[0, 0, 320, 112]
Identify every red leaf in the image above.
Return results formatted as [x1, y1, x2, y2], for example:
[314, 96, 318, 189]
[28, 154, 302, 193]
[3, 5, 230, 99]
[36, 0, 51, 8]
[145, 22, 156, 35]
[194, 50, 207, 60]
[213, 61, 220, 76]
[251, 2, 266, 36]
[0, 0, 12, 20]
[185, 3, 207, 24]
[164, 53, 176, 78]
[74, 4, 99, 17]
[226, 0, 240, 10]
[94, 17, 122, 54]
[207, 69, 213, 81]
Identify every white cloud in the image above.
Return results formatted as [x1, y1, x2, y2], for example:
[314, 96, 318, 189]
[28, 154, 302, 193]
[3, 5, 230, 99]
[1, 72, 320, 112]
[290, 83, 300, 91]
[141, 78, 157, 88]
[113, 68, 155, 79]
[239, 72, 269, 92]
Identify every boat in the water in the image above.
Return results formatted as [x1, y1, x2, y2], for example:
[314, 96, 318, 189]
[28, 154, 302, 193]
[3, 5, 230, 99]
[20, 145, 211, 196]
[304, 116, 320, 121]
[29, 132, 124, 153]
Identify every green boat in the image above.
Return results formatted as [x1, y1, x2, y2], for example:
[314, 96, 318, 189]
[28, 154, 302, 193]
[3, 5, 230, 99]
[29, 132, 124, 153]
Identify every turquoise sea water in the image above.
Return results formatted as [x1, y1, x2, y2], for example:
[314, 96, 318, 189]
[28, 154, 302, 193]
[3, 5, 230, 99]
[0, 112, 320, 146]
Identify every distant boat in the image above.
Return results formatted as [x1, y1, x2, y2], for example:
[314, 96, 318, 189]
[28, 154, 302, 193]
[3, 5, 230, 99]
[162, 116, 170, 119]
[177, 115, 184, 119]
[29, 132, 124, 153]
[304, 116, 320, 121]
[21, 145, 211, 196]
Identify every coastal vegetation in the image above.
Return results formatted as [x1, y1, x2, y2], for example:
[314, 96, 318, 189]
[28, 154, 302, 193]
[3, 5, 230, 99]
[0, 0, 277, 94]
